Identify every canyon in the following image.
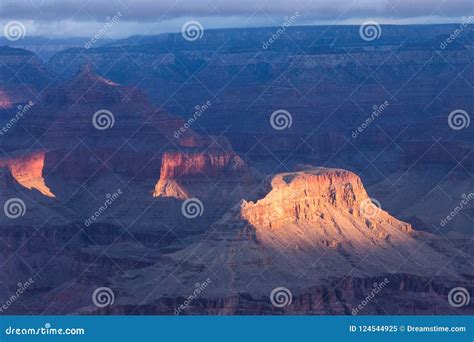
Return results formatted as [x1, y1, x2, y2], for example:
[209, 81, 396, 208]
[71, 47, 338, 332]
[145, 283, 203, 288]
[0, 24, 472, 315]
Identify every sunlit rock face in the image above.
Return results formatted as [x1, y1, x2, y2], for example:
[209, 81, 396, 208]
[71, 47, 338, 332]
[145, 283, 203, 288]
[44, 26, 474, 236]
[0, 31, 472, 315]
[103, 166, 472, 316]
[0, 151, 54, 197]
[225, 167, 445, 279]
[241, 167, 413, 247]
[153, 150, 248, 199]
[153, 139, 254, 201]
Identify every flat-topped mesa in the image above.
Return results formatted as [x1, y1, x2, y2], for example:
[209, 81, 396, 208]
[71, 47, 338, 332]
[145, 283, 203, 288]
[239, 167, 412, 246]
[0, 151, 55, 197]
[121, 166, 462, 306]
[153, 143, 252, 200]
[242, 167, 364, 222]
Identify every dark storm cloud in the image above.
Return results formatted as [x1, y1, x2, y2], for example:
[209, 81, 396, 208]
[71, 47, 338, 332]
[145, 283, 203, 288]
[0, 0, 472, 22]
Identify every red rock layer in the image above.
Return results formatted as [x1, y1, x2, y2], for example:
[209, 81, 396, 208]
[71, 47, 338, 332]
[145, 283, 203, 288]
[240, 167, 412, 248]
[153, 149, 250, 199]
[0, 151, 55, 197]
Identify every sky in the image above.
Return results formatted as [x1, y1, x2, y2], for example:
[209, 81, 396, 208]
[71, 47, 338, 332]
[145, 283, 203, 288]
[0, 0, 473, 38]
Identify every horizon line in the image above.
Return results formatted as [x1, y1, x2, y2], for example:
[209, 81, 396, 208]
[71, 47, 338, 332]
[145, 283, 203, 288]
[2, 21, 471, 41]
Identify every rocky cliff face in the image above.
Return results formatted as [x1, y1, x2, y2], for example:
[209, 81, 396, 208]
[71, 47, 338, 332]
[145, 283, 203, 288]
[0, 64, 257, 232]
[153, 145, 253, 201]
[43, 26, 474, 236]
[45, 63, 148, 106]
[0, 151, 54, 197]
[0, 28, 473, 315]
[46, 26, 474, 139]
[240, 167, 414, 251]
[242, 168, 366, 226]
[95, 167, 473, 315]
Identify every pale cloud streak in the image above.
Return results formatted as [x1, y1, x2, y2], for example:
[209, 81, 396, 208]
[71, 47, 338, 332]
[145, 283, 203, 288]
[0, 0, 472, 37]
